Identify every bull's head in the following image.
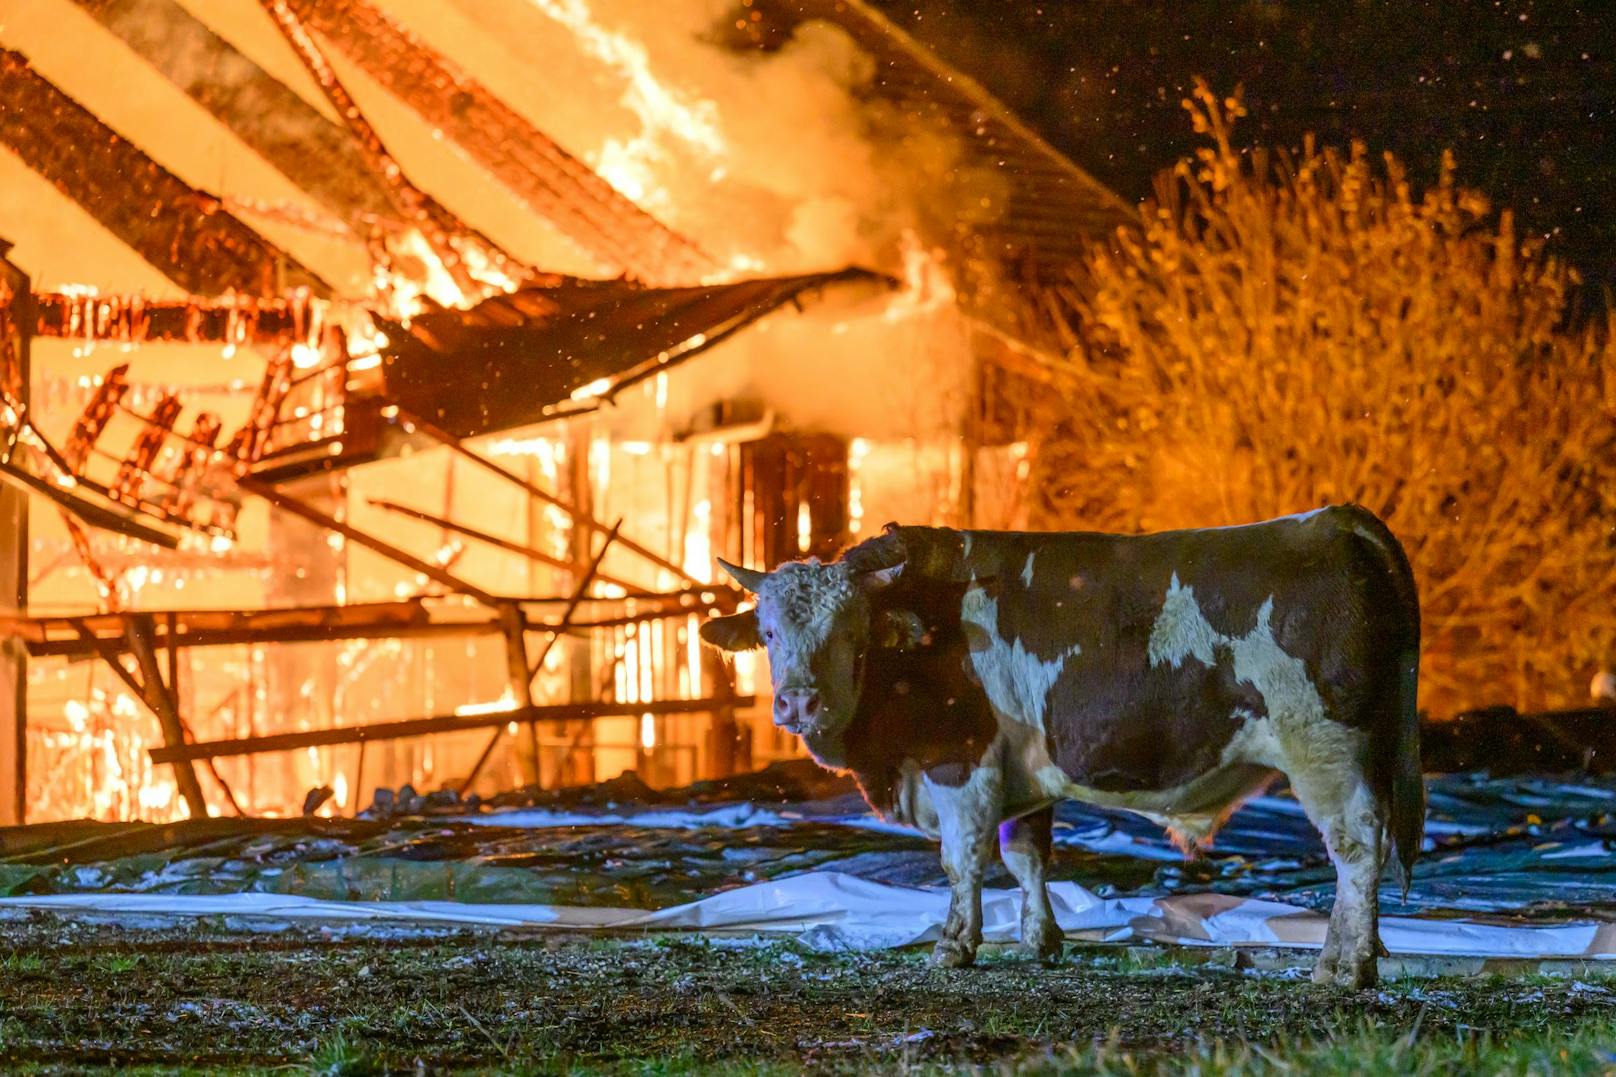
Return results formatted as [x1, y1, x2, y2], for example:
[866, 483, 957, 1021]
[700, 555, 906, 742]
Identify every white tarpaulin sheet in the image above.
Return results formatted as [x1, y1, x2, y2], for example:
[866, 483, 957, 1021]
[3, 871, 1612, 958]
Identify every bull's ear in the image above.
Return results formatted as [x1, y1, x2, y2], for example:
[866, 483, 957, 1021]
[874, 608, 927, 651]
[699, 610, 762, 651]
[859, 562, 904, 592]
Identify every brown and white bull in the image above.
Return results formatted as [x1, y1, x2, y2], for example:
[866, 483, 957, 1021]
[700, 505, 1424, 987]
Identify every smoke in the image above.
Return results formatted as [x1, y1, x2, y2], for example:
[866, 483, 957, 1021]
[442, 0, 979, 278]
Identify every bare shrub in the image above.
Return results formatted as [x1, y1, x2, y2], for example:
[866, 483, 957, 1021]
[1026, 82, 1616, 716]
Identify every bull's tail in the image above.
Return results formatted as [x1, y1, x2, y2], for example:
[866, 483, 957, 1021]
[1340, 505, 1425, 897]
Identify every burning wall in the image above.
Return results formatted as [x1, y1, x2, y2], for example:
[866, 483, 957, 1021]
[0, 0, 1078, 823]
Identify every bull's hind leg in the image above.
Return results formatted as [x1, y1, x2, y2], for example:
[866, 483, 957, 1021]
[927, 765, 1002, 968]
[1283, 732, 1385, 989]
[999, 807, 1063, 963]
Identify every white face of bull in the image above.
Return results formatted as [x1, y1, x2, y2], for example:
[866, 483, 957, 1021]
[699, 557, 902, 740]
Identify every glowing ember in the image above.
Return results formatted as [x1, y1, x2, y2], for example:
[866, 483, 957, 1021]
[571, 377, 614, 402]
[455, 689, 521, 717]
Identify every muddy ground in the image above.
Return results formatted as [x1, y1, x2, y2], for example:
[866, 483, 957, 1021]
[2, 915, 1615, 1074]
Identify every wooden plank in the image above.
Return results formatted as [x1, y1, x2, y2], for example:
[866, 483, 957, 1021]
[149, 695, 756, 764]
[408, 415, 700, 587]
[0, 49, 328, 298]
[24, 617, 503, 659]
[367, 497, 641, 591]
[462, 522, 622, 794]
[237, 476, 502, 607]
[69, 0, 398, 222]
[280, 0, 712, 284]
[122, 616, 209, 817]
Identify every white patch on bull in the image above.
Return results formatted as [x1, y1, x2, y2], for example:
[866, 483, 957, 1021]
[1020, 550, 1037, 588]
[1146, 573, 1221, 669]
[1146, 580, 1326, 732]
[1227, 598, 1326, 728]
[960, 584, 1080, 733]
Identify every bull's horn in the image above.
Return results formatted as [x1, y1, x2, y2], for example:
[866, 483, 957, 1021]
[716, 557, 768, 593]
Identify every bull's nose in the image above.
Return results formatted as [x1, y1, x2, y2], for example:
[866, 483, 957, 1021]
[773, 688, 822, 730]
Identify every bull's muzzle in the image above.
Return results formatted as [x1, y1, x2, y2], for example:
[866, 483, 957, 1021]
[772, 687, 823, 733]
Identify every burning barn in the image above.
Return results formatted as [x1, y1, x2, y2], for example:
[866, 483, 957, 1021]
[0, 0, 1131, 824]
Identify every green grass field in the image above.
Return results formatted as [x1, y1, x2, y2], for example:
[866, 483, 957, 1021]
[1, 915, 1613, 1074]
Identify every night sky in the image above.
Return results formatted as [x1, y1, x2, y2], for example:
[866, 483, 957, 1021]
[867, 1, 1615, 289]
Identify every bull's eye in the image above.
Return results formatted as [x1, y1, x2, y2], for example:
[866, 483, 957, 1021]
[763, 629, 775, 642]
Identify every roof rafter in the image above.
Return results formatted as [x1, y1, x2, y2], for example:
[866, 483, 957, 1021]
[71, 0, 528, 293]
[0, 48, 329, 298]
[69, 0, 396, 224]
[282, 0, 716, 285]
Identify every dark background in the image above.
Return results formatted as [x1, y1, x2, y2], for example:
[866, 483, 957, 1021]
[867, 0, 1614, 289]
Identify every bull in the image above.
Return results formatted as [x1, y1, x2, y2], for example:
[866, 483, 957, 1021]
[700, 505, 1423, 987]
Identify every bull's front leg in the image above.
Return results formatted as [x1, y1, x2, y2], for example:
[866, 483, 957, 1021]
[925, 764, 1003, 968]
[999, 807, 1063, 963]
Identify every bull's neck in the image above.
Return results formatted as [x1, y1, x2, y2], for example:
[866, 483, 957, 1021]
[801, 728, 850, 769]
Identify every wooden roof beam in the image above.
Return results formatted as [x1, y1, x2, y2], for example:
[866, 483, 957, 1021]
[69, 0, 528, 292]
[282, 0, 715, 285]
[69, 0, 395, 223]
[0, 49, 329, 298]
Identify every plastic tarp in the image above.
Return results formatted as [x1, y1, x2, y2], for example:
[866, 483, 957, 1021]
[7, 772, 1616, 958]
[4, 872, 1614, 958]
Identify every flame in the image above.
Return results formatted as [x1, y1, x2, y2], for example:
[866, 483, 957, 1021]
[529, 0, 723, 157]
[882, 231, 957, 324]
[848, 438, 869, 534]
[456, 688, 520, 717]
[682, 499, 712, 584]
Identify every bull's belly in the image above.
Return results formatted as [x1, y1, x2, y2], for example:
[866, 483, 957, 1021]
[888, 725, 1280, 846]
[1009, 717, 1282, 845]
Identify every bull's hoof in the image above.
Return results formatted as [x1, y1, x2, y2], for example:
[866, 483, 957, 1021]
[1019, 920, 1064, 965]
[930, 939, 977, 968]
[1312, 952, 1376, 989]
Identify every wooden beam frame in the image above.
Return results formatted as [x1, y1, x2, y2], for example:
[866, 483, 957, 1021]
[367, 497, 641, 592]
[70, 0, 398, 224]
[0, 49, 328, 298]
[281, 0, 712, 284]
[236, 475, 502, 607]
[149, 695, 754, 764]
[406, 413, 701, 587]
[32, 291, 332, 348]
[0, 251, 30, 825]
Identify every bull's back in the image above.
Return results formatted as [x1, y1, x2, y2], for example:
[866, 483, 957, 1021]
[945, 507, 1412, 798]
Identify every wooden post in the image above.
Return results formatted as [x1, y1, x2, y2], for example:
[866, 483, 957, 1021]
[0, 248, 29, 825]
[123, 615, 208, 818]
[497, 601, 539, 785]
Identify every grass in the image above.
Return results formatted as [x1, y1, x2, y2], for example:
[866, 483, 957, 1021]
[0, 917, 1612, 1074]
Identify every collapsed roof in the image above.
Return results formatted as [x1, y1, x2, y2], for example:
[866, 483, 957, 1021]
[378, 267, 880, 439]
